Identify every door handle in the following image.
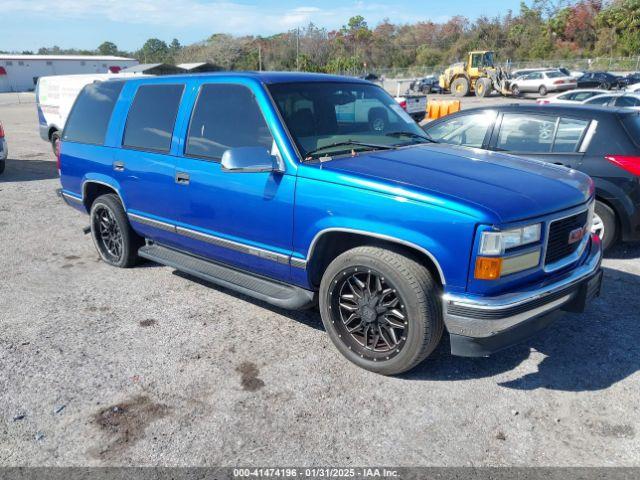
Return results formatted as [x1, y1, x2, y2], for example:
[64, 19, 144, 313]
[113, 161, 125, 172]
[175, 172, 190, 185]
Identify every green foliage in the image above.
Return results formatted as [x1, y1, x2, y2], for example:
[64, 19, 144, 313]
[26, 1, 640, 73]
[97, 41, 118, 56]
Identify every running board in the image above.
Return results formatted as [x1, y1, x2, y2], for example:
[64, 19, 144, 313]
[138, 244, 316, 310]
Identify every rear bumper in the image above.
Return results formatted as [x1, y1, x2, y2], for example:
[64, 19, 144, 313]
[443, 234, 603, 357]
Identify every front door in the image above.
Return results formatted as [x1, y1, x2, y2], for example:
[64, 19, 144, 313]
[173, 82, 296, 281]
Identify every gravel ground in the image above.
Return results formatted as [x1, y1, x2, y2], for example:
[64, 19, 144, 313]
[0, 97, 639, 467]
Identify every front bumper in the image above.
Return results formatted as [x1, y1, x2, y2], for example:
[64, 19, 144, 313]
[443, 234, 603, 357]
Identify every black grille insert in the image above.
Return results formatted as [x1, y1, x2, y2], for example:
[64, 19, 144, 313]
[545, 211, 588, 265]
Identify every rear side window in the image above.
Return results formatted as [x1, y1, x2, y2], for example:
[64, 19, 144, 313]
[496, 113, 588, 153]
[185, 84, 273, 161]
[615, 96, 640, 107]
[496, 113, 557, 152]
[585, 95, 614, 106]
[123, 84, 184, 153]
[63, 81, 123, 145]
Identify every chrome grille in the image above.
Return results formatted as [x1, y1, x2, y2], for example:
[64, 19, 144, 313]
[545, 210, 589, 265]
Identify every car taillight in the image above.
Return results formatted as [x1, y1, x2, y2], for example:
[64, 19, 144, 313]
[553, 80, 565, 85]
[399, 100, 407, 110]
[0, 122, 4, 138]
[605, 155, 640, 176]
[537, 99, 550, 104]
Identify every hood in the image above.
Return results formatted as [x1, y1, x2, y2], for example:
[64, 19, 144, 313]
[306, 144, 592, 224]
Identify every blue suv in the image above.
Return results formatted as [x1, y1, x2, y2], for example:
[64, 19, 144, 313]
[57, 73, 603, 375]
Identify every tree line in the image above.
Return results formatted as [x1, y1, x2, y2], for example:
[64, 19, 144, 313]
[6, 0, 640, 73]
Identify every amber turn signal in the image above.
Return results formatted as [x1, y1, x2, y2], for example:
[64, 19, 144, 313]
[474, 257, 503, 280]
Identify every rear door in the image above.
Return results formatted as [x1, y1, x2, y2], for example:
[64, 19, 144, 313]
[488, 111, 590, 168]
[110, 82, 185, 246]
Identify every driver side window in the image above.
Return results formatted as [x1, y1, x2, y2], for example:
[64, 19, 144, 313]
[425, 112, 496, 148]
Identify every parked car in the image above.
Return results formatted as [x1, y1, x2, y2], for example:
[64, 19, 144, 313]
[423, 104, 640, 250]
[624, 72, 640, 85]
[582, 92, 640, 109]
[576, 72, 627, 90]
[0, 121, 7, 174]
[57, 73, 602, 375]
[394, 93, 427, 121]
[36, 72, 144, 155]
[410, 76, 442, 94]
[510, 70, 576, 96]
[537, 89, 604, 105]
[626, 82, 640, 93]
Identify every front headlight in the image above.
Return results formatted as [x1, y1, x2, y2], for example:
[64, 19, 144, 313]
[479, 223, 542, 256]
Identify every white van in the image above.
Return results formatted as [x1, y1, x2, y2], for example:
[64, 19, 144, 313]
[36, 73, 145, 153]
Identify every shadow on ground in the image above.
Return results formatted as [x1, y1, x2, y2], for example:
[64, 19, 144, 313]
[406, 265, 640, 392]
[1, 156, 58, 182]
[164, 245, 639, 392]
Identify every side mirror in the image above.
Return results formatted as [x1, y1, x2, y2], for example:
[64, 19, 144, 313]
[221, 146, 281, 173]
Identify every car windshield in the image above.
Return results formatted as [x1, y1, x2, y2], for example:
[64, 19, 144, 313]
[483, 52, 494, 67]
[268, 82, 429, 159]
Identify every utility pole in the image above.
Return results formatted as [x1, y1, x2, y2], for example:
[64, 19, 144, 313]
[258, 44, 262, 71]
[296, 27, 300, 71]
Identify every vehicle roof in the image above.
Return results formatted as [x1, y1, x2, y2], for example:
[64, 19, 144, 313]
[450, 103, 638, 117]
[113, 71, 370, 86]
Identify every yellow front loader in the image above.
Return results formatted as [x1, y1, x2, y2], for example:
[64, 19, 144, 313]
[439, 51, 511, 97]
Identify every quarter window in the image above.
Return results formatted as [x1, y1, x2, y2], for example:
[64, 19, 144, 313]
[186, 84, 273, 161]
[553, 118, 589, 152]
[123, 84, 184, 153]
[615, 96, 640, 107]
[63, 80, 124, 145]
[425, 112, 496, 148]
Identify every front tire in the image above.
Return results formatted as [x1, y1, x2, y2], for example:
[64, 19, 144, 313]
[593, 200, 617, 251]
[538, 85, 547, 96]
[319, 246, 443, 375]
[90, 193, 143, 268]
[511, 85, 521, 97]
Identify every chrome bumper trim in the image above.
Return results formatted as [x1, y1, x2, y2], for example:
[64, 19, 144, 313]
[443, 234, 602, 338]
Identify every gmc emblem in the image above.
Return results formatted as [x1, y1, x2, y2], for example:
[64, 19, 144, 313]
[568, 227, 585, 244]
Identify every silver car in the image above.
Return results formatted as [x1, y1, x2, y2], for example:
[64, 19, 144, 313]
[0, 121, 7, 174]
[511, 70, 577, 97]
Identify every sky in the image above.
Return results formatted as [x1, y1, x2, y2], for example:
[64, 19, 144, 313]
[2, 0, 524, 53]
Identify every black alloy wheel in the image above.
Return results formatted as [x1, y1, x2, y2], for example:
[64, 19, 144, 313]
[93, 204, 124, 264]
[329, 267, 409, 361]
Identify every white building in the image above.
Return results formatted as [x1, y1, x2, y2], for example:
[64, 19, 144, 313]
[0, 55, 138, 92]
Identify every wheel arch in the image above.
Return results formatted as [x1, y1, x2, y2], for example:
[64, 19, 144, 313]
[82, 179, 126, 212]
[305, 228, 446, 290]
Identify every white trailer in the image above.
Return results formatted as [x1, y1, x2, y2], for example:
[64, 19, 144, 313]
[36, 72, 146, 152]
[0, 55, 138, 93]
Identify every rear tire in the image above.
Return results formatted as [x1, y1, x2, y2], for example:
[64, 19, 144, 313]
[50, 131, 61, 157]
[593, 200, 617, 251]
[451, 77, 469, 97]
[0, 160, 5, 174]
[319, 246, 444, 375]
[90, 193, 143, 268]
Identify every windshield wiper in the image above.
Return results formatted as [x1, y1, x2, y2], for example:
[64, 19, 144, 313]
[304, 141, 395, 160]
[385, 131, 437, 143]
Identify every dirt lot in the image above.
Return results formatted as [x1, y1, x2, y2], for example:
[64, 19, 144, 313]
[1, 95, 639, 467]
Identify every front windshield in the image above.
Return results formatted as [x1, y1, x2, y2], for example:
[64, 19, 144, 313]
[268, 82, 429, 159]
